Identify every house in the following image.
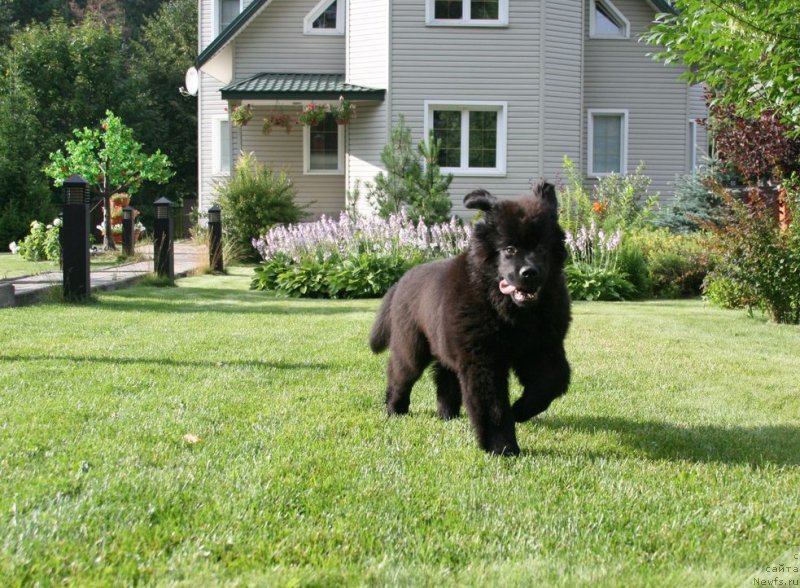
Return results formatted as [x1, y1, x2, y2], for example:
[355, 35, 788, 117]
[195, 0, 707, 218]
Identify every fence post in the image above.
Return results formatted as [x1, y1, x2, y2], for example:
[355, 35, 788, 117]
[62, 175, 90, 301]
[208, 205, 223, 273]
[153, 197, 174, 281]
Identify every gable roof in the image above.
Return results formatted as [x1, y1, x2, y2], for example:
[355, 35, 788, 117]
[196, 0, 271, 68]
[221, 72, 385, 101]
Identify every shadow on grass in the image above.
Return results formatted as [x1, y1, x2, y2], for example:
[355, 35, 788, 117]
[0, 354, 331, 371]
[90, 287, 377, 315]
[533, 415, 800, 467]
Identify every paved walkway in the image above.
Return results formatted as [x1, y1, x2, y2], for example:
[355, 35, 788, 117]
[1, 241, 207, 308]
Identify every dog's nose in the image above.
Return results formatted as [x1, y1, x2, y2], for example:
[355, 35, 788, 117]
[520, 265, 539, 279]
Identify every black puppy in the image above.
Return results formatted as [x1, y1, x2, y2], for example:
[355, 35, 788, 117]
[369, 181, 571, 455]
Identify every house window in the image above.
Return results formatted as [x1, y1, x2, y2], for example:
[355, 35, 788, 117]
[426, 0, 509, 26]
[304, 113, 344, 174]
[689, 119, 698, 171]
[218, 0, 241, 34]
[425, 102, 507, 176]
[589, 0, 629, 38]
[212, 116, 231, 175]
[304, 0, 344, 35]
[588, 109, 628, 177]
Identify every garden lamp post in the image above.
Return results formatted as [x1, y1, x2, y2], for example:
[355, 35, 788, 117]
[122, 205, 135, 257]
[153, 196, 174, 281]
[62, 175, 90, 301]
[208, 205, 223, 273]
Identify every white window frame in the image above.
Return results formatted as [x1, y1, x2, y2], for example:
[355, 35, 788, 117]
[425, 0, 509, 27]
[424, 101, 508, 177]
[589, 0, 630, 39]
[304, 0, 344, 35]
[689, 119, 699, 171]
[211, 114, 232, 176]
[214, 0, 244, 35]
[587, 109, 628, 178]
[303, 117, 345, 175]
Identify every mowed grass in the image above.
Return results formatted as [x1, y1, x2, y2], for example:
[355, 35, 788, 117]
[1, 268, 798, 586]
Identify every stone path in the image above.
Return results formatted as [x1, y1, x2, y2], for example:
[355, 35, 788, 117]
[1, 241, 207, 308]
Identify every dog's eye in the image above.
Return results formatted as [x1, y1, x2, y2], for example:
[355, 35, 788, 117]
[503, 246, 517, 256]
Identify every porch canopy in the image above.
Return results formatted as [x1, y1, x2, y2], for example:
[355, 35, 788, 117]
[220, 73, 385, 103]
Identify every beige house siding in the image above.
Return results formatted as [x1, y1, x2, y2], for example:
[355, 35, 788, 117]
[346, 0, 390, 213]
[542, 0, 584, 182]
[582, 0, 695, 203]
[198, 0, 347, 213]
[391, 0, 545, 216]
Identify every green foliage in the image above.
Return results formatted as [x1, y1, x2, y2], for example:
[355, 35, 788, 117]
[643, 1, 800, 135]
[126, 0, 197, 205]
[593, 162, 660, 230]
[702, 275, 756, 310]
[557, 155, 594, 233]
[616, 241, 652, 298]
[704, 183, 800, 323]
[369, 116, 453, 223]
[627, 229, 712, 298]
[655, 170, 724, 233]
[0, 17, 126, 244]
[252, 251, 422, 299]
[558, 157, 659, 232]
[45, 110, 173, 249]
[214, 152, 306, 261]
[565, 262, 635, 301]
[16, 219, 61, 262]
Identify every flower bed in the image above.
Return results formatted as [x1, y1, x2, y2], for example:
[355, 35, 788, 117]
[251, 212, 470, 298]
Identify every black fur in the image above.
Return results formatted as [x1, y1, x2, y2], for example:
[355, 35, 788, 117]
[369, 181, 572, 456]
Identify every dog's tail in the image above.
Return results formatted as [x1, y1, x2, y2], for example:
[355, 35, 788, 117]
[369, 285, 396, 353]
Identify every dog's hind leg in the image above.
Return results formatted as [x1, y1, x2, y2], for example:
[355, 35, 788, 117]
[432, 362, 461, 420]
[385, 333, 431, 416]
[512, 349, 570, 423]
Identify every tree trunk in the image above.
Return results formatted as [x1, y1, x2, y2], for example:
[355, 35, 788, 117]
[103, 194, 116, 251]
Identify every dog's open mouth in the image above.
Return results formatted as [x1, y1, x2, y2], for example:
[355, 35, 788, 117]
[499, 279, 540, 303]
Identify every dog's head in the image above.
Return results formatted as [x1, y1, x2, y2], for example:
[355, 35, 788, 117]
[465, 180, 567, 307]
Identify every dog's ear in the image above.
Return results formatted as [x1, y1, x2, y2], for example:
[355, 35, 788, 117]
[532, 179, 558, 217]
[464, 189, 497, 212]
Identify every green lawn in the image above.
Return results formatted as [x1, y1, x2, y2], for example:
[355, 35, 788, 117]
[0, 252, 140, 280]
[1, 268, 798, 586]
[0, 253, 59, 279]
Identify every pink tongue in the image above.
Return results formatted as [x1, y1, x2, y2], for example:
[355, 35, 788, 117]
[499, 279, 517, 295]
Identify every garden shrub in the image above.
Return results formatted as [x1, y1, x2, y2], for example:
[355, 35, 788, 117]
[251, 213, 469, 299]
[15, 219, 61, 262]
[626, 229, 712, 298]
[704, 183, 800, 323]
[616, 240, 652, 298]
[655, 169, 723, 233]
[215, 152, 306, 261]
[592, 162, 660, 230]
[564, 221, 635, 300]
[702, 275, 756, 310]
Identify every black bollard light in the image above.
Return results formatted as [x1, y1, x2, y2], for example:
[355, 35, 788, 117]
[62, 175, 91, 301]
[208, 205, 223, 273]
[153, 197, 174, 281]
[122, 205, 135, 257]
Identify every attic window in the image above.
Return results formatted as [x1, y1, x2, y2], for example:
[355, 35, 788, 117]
[427, 0, 509, 26]
[590, 0, 630, 38]
[218, 0, 241, 34]
[305, 0, 344, 35]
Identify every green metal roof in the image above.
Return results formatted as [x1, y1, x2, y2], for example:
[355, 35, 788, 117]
[196, 0, 270, 68]
[221, 73, 385, 101]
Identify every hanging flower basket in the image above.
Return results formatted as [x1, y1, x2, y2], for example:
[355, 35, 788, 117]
[231, 104, 254, 127]
[331, 96, 356, 125]
[263, 112, 295, 135]
[297, 104, 328, 127]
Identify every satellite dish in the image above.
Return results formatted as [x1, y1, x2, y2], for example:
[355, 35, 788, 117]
[184, 67, 199, 96]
